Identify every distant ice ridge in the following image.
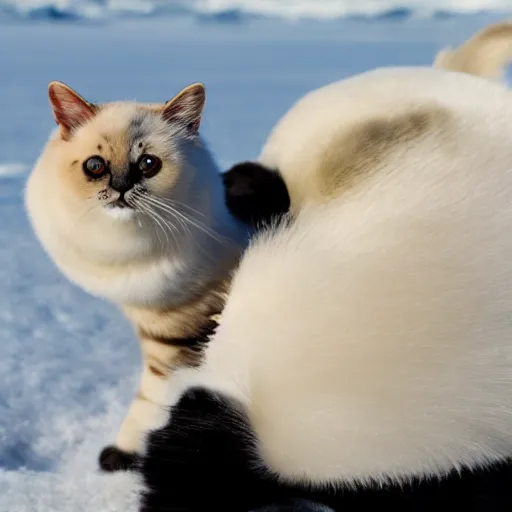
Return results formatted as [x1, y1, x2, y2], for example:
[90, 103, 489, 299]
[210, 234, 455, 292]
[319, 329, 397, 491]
[193, 0, 512, 20]
[1, 0, 511, 22]
[0, 163, 28, 177]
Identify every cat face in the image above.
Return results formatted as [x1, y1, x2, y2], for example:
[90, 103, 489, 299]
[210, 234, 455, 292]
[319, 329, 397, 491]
[25, 81, 240, 304]
[44, 82, 206, 223]
[26, 81, 226, 264]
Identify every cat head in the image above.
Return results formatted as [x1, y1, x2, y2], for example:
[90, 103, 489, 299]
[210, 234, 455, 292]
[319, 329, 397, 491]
[26, 81, 228, 257]
[43, 81, 209, 222]
[24, 82, 243, 304]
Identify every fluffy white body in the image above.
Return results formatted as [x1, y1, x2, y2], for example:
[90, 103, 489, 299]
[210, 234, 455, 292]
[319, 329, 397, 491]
[160, 67, 512, 486]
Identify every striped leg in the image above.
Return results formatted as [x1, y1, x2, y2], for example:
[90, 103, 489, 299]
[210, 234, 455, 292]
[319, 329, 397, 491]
[99, 340, 182, 472]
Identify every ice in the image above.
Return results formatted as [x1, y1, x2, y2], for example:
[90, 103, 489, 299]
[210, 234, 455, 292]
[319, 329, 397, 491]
[0, 0, 511, 22]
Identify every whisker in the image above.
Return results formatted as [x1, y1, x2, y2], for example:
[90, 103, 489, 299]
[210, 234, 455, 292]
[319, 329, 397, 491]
[142, 194, 232, 247]
[137, 191, 219, 259]
[160, 197, 210, 220]
[142, 195, 210, 244]
[139, 193, 192, 237]
[132, 196, 171, 249]
[146, 205, 178, 249]
[146, 208, 167, 248]
[135, 190, 196, 244]
[139, 197, 207, 257]
[133, 192, 187, 251]
[130, 191, 167, 245]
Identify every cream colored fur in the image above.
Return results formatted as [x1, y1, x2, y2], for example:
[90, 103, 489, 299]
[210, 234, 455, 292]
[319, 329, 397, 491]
[434, 20, 512, 81]
[161, 67, 512, 487]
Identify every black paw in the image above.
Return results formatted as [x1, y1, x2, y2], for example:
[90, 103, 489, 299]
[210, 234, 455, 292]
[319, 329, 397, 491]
[98, 445, 139, 472]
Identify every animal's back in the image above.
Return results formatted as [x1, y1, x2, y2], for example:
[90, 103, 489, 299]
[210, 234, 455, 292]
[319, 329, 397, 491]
[205, 67, 512, 486]
[258, 67, 512, 210]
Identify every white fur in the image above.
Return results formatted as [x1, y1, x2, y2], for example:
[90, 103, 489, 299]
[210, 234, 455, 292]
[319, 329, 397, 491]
[105, 204, 137, 221]
[258, 67, 511, 211]
[162, 67, 512, 487]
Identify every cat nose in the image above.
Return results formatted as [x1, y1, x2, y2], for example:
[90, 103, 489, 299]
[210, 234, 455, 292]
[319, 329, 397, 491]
[110, 166, 142, 193]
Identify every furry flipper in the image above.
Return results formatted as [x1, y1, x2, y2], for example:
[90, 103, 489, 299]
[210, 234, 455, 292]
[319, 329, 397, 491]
[433, 21, 512, 81]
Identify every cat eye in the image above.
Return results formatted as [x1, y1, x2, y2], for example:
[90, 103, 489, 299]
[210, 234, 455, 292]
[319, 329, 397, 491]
[83, 156, 107, 178]
[138, 154, 162, 178]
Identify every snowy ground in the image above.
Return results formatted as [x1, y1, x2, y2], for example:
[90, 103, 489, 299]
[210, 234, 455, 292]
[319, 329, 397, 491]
[0, 12, 509, 511]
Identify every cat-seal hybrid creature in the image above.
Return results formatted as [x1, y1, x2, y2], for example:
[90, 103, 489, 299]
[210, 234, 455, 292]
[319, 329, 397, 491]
[137, 66, 512, 512]
[24, 18, 508, 478]
[24, 82, 289, 472]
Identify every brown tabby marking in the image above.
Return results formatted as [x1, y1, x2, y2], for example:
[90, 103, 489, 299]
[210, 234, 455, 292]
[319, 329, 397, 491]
[124, 279, 228, 382]
[148, 365, 166, 378]
[318, 106, 451, 197]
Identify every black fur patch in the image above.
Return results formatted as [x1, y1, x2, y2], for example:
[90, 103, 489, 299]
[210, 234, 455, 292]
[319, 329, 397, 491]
[138, 387, 512, 512]
[99, 445, 139, 472]
[223, 161, 290, 228]
[139, 387, 295, 512]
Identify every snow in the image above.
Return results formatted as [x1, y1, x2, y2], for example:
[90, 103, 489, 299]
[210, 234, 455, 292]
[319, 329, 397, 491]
[0, 13, 509, 512]
[0, 0, 511, 22]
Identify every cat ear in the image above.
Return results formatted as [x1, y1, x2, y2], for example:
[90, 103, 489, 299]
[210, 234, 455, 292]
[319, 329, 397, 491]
[162, 83, 206, 134]
[48, 81, 96, 140]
